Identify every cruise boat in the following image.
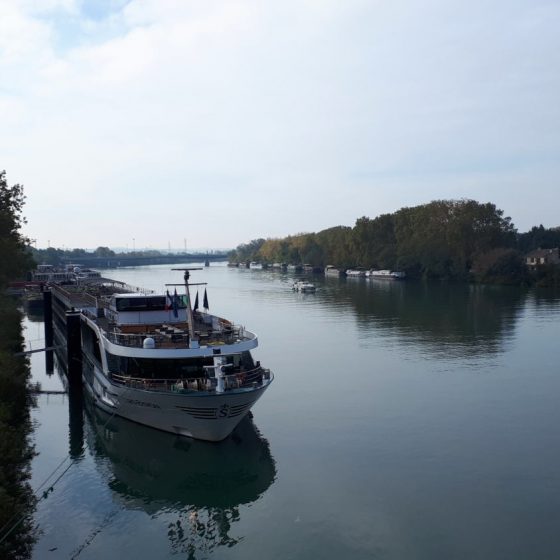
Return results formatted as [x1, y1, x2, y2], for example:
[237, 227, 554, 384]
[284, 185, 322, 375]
[33, 263, 101, 283]
[366, 269, 406, 280]
[49, 268, 273, 442]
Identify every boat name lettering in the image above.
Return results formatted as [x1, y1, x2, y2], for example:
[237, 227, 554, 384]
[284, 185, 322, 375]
[123, 398, 161, 409]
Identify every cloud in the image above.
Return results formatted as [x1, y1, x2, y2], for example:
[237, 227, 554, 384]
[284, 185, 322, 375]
[1, 0, 559, 248]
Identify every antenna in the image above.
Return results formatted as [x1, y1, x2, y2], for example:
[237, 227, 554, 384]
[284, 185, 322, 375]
[170, 268, 204, 339]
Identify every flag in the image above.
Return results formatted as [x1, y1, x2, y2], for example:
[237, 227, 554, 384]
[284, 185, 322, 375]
[203, 288, 209, 310]
[165, 290, 172, 311]
[193, 291, 199, 311]
[173, 289, 179, 318]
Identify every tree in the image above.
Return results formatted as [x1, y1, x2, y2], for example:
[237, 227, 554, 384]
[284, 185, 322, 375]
[0, 171, 33, 286]
[94, 246, 116, 258]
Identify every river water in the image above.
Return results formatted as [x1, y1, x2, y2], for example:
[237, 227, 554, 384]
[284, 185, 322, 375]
[24, 263, 560, 559]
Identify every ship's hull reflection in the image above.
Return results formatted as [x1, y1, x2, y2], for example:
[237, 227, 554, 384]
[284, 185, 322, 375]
[82, 398, 276, 554]
[84, 397, 276, 509]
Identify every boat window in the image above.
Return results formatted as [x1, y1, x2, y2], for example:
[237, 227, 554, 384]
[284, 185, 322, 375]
[119, 357, 215, 379]
[115, 296, 168, 312]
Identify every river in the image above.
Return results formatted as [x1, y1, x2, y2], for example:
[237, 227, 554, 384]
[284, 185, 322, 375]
[24, 263, 560, 559]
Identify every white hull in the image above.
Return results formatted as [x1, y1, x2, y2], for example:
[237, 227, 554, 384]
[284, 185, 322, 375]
[366, 269, 406, 280]
[325, 269, 344, 277]
[292, 281, 316, 293]
[83, 358, 271, 442]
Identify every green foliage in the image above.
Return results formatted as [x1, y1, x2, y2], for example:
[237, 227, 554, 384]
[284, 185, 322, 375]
[0, 171, 37, 557]
[390, 200, 516, 278]
[315, 226, 353, 268]
[228, 238, 266, 263]
[533, 264, 560, 288]
[30, 246, 172, 265]
[94, 246, 116, 258]
[471, 248, 530, 285]
[517, 225, 560, 253]
[0, 296, 37, 559]
[30, 246, 65, 266]
[0, 171, 34, 286]
[228, 199, 560, 286]
[352, 215, 397, 269]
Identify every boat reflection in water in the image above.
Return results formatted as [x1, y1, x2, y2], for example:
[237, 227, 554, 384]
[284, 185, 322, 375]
[83, 398, 276, 556]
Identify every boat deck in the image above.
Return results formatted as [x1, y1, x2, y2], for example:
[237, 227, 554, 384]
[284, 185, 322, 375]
[92, 314, 247, 349]
[50, 279, 249, 349]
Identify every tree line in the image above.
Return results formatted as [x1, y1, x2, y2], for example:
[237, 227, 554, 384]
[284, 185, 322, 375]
[229, 199, 560, 285]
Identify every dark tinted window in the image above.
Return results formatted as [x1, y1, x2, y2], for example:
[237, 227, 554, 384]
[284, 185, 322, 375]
[116, 296, 167, 311]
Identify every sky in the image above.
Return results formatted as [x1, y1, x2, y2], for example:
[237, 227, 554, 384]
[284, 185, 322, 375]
[1, 0, 559, 250]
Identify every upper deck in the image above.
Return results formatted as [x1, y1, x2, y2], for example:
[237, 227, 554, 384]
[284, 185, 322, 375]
[50, 280, 256, 353]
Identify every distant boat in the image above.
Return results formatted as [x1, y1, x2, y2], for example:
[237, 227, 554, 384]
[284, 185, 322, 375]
[345, 268, 367, 277]
[366, 270, 406, 280]
[249, 262, 263, 270]
[325, 265, 345, 277]
[204, 259, 210, 267]
[32, 263, 101, 283]
[287, 264, 303, 272]
[292, 280, 316, 293]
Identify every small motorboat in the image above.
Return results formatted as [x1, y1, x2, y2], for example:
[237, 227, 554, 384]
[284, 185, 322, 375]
[292, 280, 316, 293]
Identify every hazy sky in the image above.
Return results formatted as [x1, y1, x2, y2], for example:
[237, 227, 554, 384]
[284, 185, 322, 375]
[1, 0, 559, 250]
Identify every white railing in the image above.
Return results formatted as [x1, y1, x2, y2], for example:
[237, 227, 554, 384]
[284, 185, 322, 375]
[104, 325, 250, 348]
[110, 367, 272, 393]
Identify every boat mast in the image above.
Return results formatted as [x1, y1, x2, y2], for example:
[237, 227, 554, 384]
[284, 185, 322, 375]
[169, 268, 205, 340]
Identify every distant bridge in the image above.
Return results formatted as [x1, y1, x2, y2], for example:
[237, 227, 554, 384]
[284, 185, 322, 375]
[60, 253, 228, 269]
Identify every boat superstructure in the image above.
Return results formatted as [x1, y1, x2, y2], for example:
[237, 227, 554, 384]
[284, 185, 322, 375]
[49, 268, 273, 441]
[33, 263, 101, 283]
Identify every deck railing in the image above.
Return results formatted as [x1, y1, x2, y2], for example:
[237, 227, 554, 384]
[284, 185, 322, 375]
[110, 366, 271, 393]
[104, 325, 250, 348]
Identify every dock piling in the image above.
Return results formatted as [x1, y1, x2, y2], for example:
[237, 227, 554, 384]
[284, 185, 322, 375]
[43, 287, 54, 374]
[65, 309, 82, 385]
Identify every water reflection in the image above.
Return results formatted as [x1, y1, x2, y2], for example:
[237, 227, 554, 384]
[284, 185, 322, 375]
[531, 287, 560, 310]
[24, 308, 44, 323]
[84, 400, 276, 556]
[325, 279, 529, 358]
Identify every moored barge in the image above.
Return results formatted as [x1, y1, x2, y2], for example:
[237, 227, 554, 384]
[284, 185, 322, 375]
[49, 268, 273, 441]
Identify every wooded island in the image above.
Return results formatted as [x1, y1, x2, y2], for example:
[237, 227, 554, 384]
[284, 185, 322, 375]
[228, 200, 560, 286]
